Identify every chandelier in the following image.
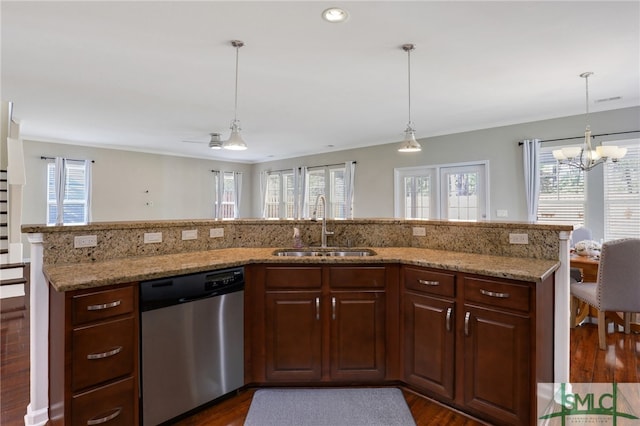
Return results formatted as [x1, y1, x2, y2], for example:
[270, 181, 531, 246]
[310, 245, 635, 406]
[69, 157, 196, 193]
[552, 72, 626, 171]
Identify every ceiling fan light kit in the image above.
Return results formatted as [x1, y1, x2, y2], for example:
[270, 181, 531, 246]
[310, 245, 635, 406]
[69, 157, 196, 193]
[208, 133, 222, 150]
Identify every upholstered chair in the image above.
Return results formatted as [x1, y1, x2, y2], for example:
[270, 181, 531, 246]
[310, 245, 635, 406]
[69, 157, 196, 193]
[571, 226, 593, 247]
[570, 238, 640, 350]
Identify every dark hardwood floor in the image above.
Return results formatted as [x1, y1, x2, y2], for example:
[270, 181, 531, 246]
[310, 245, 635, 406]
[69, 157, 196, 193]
[1, 271, 638, 425]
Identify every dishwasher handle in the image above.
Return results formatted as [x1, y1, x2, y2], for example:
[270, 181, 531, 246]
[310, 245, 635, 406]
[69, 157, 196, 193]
[178, 292, 217, 304]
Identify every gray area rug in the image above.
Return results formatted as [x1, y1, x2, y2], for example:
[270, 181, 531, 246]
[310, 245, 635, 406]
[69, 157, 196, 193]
[244, 387, 416, 426]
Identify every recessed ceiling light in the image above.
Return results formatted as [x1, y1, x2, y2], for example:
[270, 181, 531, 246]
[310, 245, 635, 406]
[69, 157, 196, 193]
[322, 7, 349, 23]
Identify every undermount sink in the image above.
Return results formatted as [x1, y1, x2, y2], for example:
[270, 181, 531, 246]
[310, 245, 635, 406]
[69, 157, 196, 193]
[274, 248, 376, 257]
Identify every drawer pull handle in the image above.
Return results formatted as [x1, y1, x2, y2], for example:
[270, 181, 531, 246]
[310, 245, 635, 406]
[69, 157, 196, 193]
[464, 312, 471, 336]
[332, 297, 336, 320]
[446, 307, 452, 332]
[87, 407, 122, 425]
[418, 279, 439, 286]
[87, 346, 123, 360]
[87, 300, 121, 311]
[480, 289, 510, 299]
[315, 297, 320, 320]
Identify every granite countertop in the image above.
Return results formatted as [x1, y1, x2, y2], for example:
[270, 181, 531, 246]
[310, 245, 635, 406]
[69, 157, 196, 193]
[44, 247, 560, 292]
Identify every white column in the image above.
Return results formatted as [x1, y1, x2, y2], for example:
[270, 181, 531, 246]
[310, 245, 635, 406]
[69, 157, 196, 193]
[24, 233, 49, 426]
[554, 230, 571, 383]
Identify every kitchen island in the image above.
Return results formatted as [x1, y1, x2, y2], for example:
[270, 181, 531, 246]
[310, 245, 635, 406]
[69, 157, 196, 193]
[22, 219, 572, 426]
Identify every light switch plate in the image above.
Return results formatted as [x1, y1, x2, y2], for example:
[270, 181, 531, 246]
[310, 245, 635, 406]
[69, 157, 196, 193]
[412, 227, 426, 237]
[144, 232, 163, 244]
[509, 233, 529, 244]
[210, 228, 224, 238]
[74, 235, 97, 248]
[182, 229, 198, 240]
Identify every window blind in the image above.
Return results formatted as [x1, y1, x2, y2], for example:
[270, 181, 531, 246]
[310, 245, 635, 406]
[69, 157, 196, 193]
[604, 140, 640, 240]
[538, 148, 586, 225]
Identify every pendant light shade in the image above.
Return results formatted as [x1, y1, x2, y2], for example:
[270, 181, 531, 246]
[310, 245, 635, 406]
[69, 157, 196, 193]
[552, 72, 626, 170]
[223, 40, 248, 151]
[398, 43, 421, 153]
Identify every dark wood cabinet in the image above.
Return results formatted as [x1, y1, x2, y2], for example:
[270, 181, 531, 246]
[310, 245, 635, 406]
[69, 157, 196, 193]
[330, 291, 385, 381]
[251, 265, 388, 383]
[49, 283, 139, 426]
[402, 266, 456, 400]
[265, 290, 322, 381]
[402, 266, 554, 426]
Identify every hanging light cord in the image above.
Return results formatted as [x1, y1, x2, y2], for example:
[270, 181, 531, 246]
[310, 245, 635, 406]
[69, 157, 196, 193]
[407, 46, 413, 128]
[234, 43, 240, 122]
[584, 73, 590, 130]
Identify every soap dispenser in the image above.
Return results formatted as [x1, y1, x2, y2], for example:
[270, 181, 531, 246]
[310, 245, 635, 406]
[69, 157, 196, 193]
[293, 227, 303, 248]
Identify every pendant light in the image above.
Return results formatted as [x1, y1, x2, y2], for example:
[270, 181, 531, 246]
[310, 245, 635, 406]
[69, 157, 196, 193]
[223, 40, 248, 151]
[398, 43, 421, 153]
[552, 72, 626, 170]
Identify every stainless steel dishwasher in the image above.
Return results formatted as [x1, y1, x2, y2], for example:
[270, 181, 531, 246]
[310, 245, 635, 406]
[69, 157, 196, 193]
[140, 267, 244, 425]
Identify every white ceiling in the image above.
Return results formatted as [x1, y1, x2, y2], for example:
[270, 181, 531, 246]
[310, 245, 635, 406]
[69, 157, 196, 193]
[2, 1, 639, 163]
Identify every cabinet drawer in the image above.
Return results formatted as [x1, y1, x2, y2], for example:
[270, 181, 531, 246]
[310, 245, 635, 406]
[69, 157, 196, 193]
[404, 267, 455, 298]
[73, 286, 134, 325]
[265, 267, 322, 289]
[72, 317, 135, 391]
[464, 276, 530, 313]
[329, 266, 386, 289]
[72, 376, 135, 426]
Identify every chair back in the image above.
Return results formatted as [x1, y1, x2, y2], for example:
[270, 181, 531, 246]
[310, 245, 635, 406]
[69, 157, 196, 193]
[571, 227, 592, 247]
[597, 238, 640, 312]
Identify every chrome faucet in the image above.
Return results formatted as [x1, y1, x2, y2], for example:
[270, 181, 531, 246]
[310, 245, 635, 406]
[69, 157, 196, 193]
[312, 194, 334, 248]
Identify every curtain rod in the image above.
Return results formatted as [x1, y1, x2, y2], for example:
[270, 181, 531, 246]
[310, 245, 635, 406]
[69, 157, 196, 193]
[518, 130, 640, 145]
[307, 161, 357, 169]
[41, 156, 95, 163]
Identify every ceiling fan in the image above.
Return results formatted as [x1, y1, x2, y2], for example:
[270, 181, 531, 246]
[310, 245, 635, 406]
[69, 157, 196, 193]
[182, 133, 223, 150]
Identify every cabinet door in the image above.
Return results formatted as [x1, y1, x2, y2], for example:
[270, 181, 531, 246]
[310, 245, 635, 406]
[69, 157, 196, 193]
[463, 304, 530, 425]
[403, 292, 454, 399]
[265, 291, 322, 381]
[330, 291, 385, 381]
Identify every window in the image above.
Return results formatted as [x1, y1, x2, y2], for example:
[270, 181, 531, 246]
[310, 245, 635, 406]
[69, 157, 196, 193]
[264, 170, 295, 219]
[47, 159, 90, 225]
[440, 165, 486, 220]
[214, 171, 241, 219]
[604, 139, 640, 240]
[537, 147, 585, 225]
[306, 165, 348, 219]
[394, 162, 487, 220]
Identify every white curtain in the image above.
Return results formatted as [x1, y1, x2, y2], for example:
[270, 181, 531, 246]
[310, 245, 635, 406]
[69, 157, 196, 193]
[233, 172, 242, 219]
[84, 160, 92, 223]
[298, 166, 308, 218]
[291, 168, 299, 219]
[54, 157, 66, 225]
[522, 139, 541, 222]
[344, 161, 356, 219]
[259, 171, 269, 218]
[212, 170, 223, 219]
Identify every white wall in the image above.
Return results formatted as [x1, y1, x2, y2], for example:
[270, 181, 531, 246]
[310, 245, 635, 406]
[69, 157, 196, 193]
[21, 141, 253, 226]
[252, 106, 640, 234]
[18, 106, 640, 255]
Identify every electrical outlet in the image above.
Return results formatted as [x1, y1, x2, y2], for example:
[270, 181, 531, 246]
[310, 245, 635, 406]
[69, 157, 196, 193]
[496, 209, 508, 218]
[144, 232, 163, 244]
[509, 233, 529, 244]
[210, 228, 224, 238]
[412, 227, 426, 237]
[74, 235, 97, 248]
[182, 229, 198, 240]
